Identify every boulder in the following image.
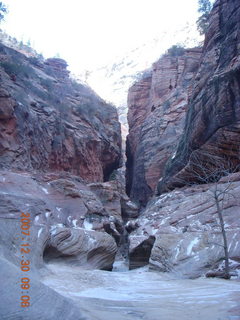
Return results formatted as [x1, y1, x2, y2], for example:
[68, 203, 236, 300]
[45, 227, 117, 270]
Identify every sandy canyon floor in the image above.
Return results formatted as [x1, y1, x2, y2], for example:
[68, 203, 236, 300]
[41, 263, 240, 320]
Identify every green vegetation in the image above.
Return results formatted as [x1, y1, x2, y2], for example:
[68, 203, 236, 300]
[40, 78, 54, 91]
[0, 2, 7, 21]
[44, 65, 56, 77]
[167, 45, 185, 57]
[29, 56, 40, 66]
[162, 100, 171, 111]
[0, 61, 35, 78]
[73, 102, 96, 119]
[197, 0, 213, 35]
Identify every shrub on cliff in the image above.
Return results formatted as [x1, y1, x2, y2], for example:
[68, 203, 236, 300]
[171, 151, 239, 279]
[0, 2, 7, 21]
[0, 61, 35, 78]
[197, 0, 213, 35]
[167, 45, 185, 57]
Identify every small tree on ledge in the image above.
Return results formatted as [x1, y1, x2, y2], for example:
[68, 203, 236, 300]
[0, 2, 7, 22]
[176, 150, 239, 279]
[167, 45, 185, 57]
[197, 0, 213, 35]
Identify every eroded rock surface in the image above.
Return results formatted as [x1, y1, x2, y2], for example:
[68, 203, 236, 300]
[157, 0, 240, 193]
[0, 43, 121, 182]
[129, 173, 240, 278]
[126, 48, 202, 205]
[0, 170, 126, 271]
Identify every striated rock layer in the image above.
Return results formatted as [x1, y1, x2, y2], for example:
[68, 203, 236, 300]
[0, 43, 121, 182]
[0, 170, 121, 271]
[157, 0, 240, 193]
[126, 47, 202, 205]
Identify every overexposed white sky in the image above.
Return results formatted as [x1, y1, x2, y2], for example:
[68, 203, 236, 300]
[2, 0, 201, 72]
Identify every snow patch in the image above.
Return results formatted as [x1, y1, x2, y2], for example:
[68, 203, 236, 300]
[234, 241, 239, 252]
[45, 212, 51, 219]
[218, 258, 240, 271]
[38, 227, 43, 238]
[88, 237, 97, 245]
[112, 260, 129, 272]
[83, 220, 93, 230]
[193, 255, 200, 261]
[171, 151, 176, 160]
[72, 219, 78, 228]
[41, 187, 49, 194]
[160, 217, 170, 226]
[152, 228, 158, 235]
[187, 237, 199, 256]
[50, 224, 64, 235]
[175, 240, 183, 259]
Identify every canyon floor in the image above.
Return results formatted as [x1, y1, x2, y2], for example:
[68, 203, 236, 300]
[41, 263, 240, 320]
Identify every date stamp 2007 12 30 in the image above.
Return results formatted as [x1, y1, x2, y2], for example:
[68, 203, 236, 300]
[19, 212, 31, 308]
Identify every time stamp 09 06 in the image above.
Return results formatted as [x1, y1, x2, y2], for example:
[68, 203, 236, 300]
[20, 212, 31, 308]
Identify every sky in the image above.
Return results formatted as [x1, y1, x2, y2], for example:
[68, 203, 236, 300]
[1, 0, 202, 72]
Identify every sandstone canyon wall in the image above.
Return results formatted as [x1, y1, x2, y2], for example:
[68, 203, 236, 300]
[157, 0, 240, 193]
[0, 44, 121, 182]
[126, 47, 202, 205]
[0, 42, 138, 319]
[127, 0, 240, 278]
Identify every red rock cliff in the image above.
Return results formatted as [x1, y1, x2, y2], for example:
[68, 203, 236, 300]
[0, 44, 122, 182]
[157, 0, 240, 193]
[126, 48, 202, 205]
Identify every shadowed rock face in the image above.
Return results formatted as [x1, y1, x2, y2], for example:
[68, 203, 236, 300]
[157, 0, 240, 193]
[129, 235, 155, 270]
[126, 48, 202, 206]
[0, 43, 121, 182]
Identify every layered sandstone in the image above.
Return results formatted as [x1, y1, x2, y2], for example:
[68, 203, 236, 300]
[0, 43, 121, 182]
[126, 48, 202, 205]
[157, 0, 240, 193]
[127, 0, 240, 202]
